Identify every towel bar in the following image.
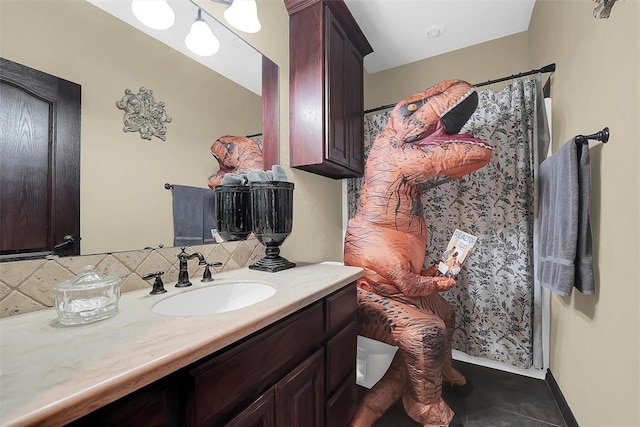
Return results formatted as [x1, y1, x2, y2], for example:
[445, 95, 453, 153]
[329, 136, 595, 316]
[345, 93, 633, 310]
[575, 127, 609, 144]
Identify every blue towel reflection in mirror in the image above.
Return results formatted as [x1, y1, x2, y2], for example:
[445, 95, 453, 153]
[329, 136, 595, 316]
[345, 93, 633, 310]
[170, 185, 217, 246]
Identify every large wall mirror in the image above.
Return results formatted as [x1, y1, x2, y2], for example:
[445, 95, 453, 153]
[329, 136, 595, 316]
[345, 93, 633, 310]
[0, 0, 278, 258]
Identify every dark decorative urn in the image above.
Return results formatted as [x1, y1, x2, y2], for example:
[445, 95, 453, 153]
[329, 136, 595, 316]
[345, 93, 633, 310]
[249, 181, 295, 272]
[214, 185, 252, 242]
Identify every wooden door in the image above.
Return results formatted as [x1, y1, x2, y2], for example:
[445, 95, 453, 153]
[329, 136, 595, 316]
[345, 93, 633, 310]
[275, 349, 325, 427]
[326, 8, 349, 170]
[0, 58, 81, 258]
[226, 390, 275, 427]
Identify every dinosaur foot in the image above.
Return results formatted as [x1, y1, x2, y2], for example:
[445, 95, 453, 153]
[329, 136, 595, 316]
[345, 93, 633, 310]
[442, 380, 473, 398]
[448, 413, 464, 426]
[402, 395, 454, 427]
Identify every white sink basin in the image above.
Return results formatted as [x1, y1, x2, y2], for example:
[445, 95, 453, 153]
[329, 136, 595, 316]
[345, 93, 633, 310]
[152, 282, 276, 316]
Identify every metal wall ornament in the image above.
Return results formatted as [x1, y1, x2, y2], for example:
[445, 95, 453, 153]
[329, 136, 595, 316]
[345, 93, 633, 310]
[593, 0, 617, 18]
[116, 87, 172, 141]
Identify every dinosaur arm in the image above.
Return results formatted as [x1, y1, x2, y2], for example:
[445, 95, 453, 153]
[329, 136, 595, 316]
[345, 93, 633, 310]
[388, 265, 456, 297]
[421, 264, 439, 277]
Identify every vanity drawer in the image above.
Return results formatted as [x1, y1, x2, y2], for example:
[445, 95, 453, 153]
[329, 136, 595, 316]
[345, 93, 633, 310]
[68, 377, 179, 427]
[184, 302, 324, 426]
[326, 319, 357, 393]
[325, 283, 357, 333]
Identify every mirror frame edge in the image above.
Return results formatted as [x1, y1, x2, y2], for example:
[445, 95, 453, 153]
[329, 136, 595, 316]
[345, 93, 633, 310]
[262, 56, 279, 169]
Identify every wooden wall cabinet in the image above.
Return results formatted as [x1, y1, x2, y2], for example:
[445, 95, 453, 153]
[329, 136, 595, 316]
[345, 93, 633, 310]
[69, 284, 357, 427]
[286, 0, 373, 179]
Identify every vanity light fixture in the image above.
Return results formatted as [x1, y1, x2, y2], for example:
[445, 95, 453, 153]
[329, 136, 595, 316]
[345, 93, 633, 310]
[131, 0, 176, 30]
[223, 0, 261, 33]
[185, 9, 220, 56]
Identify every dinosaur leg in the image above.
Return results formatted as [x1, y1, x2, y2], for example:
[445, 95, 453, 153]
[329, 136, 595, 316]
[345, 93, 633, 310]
[351, 354, 408, 427]
[406, 293, 466, 387]
[399, 315, 454, 426]
[354, 288, 454, 427]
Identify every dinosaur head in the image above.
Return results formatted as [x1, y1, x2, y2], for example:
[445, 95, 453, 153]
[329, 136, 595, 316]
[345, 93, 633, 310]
[377, 80, 492, 188]
[207, 135, 264, 188]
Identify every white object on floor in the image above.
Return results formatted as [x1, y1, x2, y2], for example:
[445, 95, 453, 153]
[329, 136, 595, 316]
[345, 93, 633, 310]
[356, 335, 398, 389]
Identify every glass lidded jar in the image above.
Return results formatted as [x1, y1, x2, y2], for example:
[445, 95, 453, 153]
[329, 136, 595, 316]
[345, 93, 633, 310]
[53, 265, 122, 325]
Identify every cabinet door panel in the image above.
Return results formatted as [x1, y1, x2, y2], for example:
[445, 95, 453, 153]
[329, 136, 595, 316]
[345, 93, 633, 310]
[275, 349, 325, 427]
[346, 43, 365, 175]
[325, 284, 357, 333]
[326, 319, 357, 392]
[326, 372, 358, 427]
[326, 9, 349, 169]
[226, 390, 275, 427]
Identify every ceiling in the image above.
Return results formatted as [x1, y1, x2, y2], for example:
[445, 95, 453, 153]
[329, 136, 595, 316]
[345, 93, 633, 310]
[86, 0, 536, 89]
[343, 0, 536, 74]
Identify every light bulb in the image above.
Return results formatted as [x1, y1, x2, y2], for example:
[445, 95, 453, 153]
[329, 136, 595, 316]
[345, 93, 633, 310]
[185, 19, 220, 56]
[224, 0, 261, 34]
[131, 0, 175, 30]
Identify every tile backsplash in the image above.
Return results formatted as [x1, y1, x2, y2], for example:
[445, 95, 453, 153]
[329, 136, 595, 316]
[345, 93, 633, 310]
[0, 240, 265, 318]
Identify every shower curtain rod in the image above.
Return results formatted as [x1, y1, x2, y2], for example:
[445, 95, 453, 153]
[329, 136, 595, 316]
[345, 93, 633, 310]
[363, 63, 557, 115]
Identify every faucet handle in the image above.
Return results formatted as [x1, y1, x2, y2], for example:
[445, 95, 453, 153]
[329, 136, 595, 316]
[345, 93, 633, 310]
[142, 271, 167, 295]
[201, 262, 223, 282]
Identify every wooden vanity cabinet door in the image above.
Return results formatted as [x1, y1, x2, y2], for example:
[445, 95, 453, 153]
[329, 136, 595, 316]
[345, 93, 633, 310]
[326, 372, 358, 427]
[226, 390, 275, 427]
[275, 349, 325, 427]
[324, 285, 358, 426]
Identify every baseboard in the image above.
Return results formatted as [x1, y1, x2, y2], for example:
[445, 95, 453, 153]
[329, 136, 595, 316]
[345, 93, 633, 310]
[452, 350, 546, 379]
[545, 369, 579, 427]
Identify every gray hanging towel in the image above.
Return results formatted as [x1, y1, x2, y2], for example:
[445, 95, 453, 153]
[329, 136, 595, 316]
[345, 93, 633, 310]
[203, 188, 217, 244]
[172, 185, 204, 247]
[537, 138, 595, 296]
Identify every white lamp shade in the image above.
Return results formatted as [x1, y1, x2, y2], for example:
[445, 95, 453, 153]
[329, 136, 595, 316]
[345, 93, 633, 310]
[224, 0, 261, 33]
[185, 20, 220, 56]
[131, 0, 175, 30]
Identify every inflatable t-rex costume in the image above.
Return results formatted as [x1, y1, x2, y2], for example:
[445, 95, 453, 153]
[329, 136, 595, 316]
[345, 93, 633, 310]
[207, 135, 264, 188]
[344, 80, 493, 427]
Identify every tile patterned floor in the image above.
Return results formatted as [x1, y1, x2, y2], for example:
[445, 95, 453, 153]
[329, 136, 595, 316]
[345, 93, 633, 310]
[366, 360, 567, 427]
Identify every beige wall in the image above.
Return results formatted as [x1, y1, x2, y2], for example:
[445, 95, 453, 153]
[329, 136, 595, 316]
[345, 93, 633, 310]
[364, 32, 530, 109]
[1, 0, 261, 255]
[528, 1, 640, 425]
[365, 2, 640, 425]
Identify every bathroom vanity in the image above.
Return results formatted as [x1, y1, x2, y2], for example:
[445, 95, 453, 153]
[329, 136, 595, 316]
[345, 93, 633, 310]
[0, 263, 363, 427]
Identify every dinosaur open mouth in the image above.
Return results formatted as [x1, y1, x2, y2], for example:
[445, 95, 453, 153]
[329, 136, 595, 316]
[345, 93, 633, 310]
[441, 88, 479, 134]
[211, 153, 235, 172]
[413, 121, 493, 151]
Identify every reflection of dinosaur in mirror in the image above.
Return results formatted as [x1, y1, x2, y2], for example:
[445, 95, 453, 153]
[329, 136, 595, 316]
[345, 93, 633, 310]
[207, 135, 264, 188]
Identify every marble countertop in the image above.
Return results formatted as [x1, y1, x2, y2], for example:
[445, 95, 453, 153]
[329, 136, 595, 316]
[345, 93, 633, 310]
[0, 262, 363, 426]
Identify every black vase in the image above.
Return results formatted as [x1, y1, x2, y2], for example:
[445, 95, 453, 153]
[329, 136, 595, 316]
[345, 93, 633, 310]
[249, 181, 296, 272]
[214, 185, 251, 242]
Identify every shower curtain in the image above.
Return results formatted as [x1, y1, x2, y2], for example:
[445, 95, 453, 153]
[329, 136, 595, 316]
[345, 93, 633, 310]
[348, 76, 549, 368]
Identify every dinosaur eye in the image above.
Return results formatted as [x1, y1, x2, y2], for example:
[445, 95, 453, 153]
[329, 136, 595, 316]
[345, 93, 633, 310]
[399, 99, 425, 117]
[404, 131, 426, 144]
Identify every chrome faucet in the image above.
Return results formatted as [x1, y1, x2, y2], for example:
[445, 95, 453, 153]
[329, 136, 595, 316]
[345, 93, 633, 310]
[176, 247, 207, 288]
